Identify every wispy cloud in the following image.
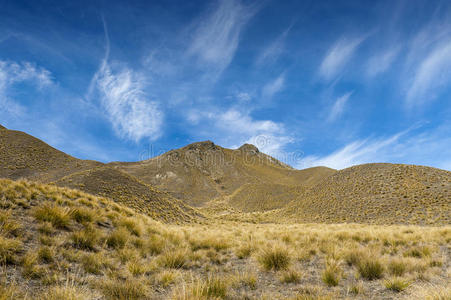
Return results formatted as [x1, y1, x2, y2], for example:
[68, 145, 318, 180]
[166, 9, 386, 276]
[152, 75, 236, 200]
[298, 124, 451, 171]
[366, 46, 400, 77]
[319, 36, 366, 80]
[0, 60, 53, 117]
[328, 91, 352, 122]
[186, 107, 295, 160]
[187, 0, 258, 76]
[255, 26, 292, 66]
[262, 73, 285, 100]
[95, 63, 163, 142]
[406, 40, 451, 107]
[89, 16, 163, 142]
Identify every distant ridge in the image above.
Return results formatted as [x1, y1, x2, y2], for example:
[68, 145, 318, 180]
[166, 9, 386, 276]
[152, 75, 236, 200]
[275, 163, 451, 225]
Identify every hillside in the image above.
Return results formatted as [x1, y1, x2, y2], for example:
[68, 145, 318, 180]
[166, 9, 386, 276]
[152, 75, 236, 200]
[0, 126, 101, 182]
[55, 166, 202, 223]
[1, 178, 450, 299]
[110, 141, 336, 208]
[276, 163, 451, 225]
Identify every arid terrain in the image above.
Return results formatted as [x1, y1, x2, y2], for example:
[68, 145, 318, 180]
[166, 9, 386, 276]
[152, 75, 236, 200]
[0, 125, 450, 299]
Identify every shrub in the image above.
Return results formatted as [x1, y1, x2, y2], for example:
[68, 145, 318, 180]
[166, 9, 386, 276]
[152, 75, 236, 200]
[258, 246, 291, 271]
[34, 204, 72, 229]
[384, 277, 410, 292]
[357, 257, 384, 280]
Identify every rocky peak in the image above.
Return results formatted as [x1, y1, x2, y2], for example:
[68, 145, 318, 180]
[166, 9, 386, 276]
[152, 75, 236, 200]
[185, 140, 219, 152]
[238, 143, 259, 154]
[0, 124, 6, 130]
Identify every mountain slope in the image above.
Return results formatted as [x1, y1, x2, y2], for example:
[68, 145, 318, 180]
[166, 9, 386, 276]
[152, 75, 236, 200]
[276, 163, 451, 225]
[110, 141, 336, 208]
[54, 166, 203, 223]
[0, 126, 101, 182]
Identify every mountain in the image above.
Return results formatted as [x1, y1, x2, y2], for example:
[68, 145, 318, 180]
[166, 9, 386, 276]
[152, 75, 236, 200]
[109, 141, 336, 208]
[0, 126, 101, 182]
[275, 163, 451, 225]
[0, 125, 202, 223]
[55, 166, 202, 223]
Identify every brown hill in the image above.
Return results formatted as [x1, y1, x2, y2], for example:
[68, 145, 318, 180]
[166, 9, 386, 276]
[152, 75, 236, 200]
[0, 125, 202, 223]
[110, 141, 336, 208]
[276, 163, 451, 225]
[55, 166, 202, 223]
[0, 126, 101, 182]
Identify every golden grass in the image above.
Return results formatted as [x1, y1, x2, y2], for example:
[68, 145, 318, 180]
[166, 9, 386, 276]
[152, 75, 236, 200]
[0, 178, 449, 299]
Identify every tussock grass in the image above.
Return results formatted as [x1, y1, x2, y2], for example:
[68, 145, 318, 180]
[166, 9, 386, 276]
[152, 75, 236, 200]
[0, 178, 449, 299]
[71, 226, 100, 250]
[322, 260, 341, 287]
[173, 275, 229, 299]
[280, 269, 302, 284]
[106, 227, 129, 249]
[34, 203, 72, 229]
[158, 250, 187, 269]
[357, 257, 384, 280]
[0, 236, 22, 265]
[99, 277, 148, 300]
[258, 245, 291, 271]
[384, 277, 410, 292]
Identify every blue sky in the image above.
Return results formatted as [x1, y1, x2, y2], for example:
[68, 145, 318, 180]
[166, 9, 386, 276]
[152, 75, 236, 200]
[1, 0, 450, 170]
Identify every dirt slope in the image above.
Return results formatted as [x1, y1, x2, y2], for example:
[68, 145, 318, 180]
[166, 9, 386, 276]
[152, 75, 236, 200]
[277, 163, 451, 225]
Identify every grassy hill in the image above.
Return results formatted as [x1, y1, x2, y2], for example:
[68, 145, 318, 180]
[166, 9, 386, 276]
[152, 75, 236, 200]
[1, 178, 450, 299]
[275, 163, 451, 225]
[110, 141, 336, 208]
[54, 166, 203, 223]
[0, 126, 101, 182]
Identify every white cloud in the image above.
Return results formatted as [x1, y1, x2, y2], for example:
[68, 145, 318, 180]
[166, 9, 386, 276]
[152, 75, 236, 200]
[95, 63, 163, 142]
[298, 125, 451, 171]
[262, 73, 285, 99]
[87, 16, 164, 142]
[0, 61, 53, 117]
[366, 46, 400, 76]
[406, 40, 451, 106]
[236, 92, 251, 101]
[215, 109, 282, 135]
[328, 91, 352, 122]
[255, 26, 291, 66]
[187, 0, 257, 75]
[319, 36, 365, 80]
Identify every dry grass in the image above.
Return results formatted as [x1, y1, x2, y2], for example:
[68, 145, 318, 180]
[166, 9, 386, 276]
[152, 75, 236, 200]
[0, 178, 449, 299]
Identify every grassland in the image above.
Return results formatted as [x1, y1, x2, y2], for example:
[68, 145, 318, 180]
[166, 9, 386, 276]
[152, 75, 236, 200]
[0, 178, 449, 299]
